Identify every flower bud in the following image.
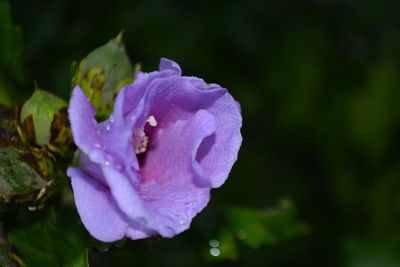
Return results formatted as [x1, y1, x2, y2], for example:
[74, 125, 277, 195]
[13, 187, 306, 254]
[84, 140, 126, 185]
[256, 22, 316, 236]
[20, 90, 72, 153]
[0, 106, 53, 204]
[71, 33, 134, 119]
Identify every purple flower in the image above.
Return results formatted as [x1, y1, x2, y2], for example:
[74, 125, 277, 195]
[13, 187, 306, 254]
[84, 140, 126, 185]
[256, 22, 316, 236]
[67, 58, 242, 242]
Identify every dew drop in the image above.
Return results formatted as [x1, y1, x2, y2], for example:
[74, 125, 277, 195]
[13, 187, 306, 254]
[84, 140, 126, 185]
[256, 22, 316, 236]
[209, 239, 219, 247]
[106, 124, 111, 131]
[104, 161, 111, 166]
[179, 220, 185, 225]
[209, 248, 220, 257]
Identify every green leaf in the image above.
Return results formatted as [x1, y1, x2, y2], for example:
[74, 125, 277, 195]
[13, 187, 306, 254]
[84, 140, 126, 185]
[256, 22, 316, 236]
[204, 200, 308, 262]
[69, 250, 89, 267]
[228, 199, 308, 248]
[72, 33, 133, 119]
[0, 146, 47, 202]
[8, 207, 89, 267]
[20, 90, 67, 146]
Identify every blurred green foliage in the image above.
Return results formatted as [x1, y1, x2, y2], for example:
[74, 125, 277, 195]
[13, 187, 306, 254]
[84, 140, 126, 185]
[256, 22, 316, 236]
[0, 0, 24, 106]
[227, 200, 308, 249]
[204, 200, 308, 262]
[8, 207, 89, 267]
[1, 0, 400, 266]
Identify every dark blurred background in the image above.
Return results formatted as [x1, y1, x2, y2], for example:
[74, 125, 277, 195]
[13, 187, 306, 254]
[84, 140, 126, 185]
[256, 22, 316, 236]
[5, 0, 400, 266]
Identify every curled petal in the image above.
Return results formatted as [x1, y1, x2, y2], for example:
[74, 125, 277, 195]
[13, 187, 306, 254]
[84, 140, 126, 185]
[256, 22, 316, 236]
[139, 110, 215, 237]
[100, 165, 154, 229]
[68, 167, 128, 242]
[68, 86, 105, 164]
[68, 167, 156, 241]
[101, 60, 223, 177]
[196, 93, 242, 188]
[104, 70, 177, 173]
[159, 58, 182, 75]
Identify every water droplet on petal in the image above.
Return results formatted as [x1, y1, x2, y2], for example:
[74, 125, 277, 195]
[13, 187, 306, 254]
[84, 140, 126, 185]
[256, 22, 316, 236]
[179, 220, 185, 225]
[209, 248, 220, 257]
[106, 124, 111, 131]
[104, 161, 111, 166]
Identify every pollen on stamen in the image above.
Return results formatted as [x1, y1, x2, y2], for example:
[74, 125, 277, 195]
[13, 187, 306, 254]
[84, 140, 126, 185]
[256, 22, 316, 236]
[146, 115, 157, 127]
[133, 115, 157, 154]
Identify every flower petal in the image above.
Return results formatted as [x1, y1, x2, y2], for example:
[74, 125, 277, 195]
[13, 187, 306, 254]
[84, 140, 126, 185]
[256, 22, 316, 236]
[159, 58, 181, 75]
[67, 167, 128, 242]
[196, 93, 242, 188]
[78, 152, 106, 184]
[100, 60, 221, 178]
[102, 70, 176, 173]
[126, 222, 156, 240]
[135, 72, 242, 189]
[138, 110, 216, 237]
[68, 86, 105, 164]
[100, 165, 164, 235]
[96, 88, 141, 184]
